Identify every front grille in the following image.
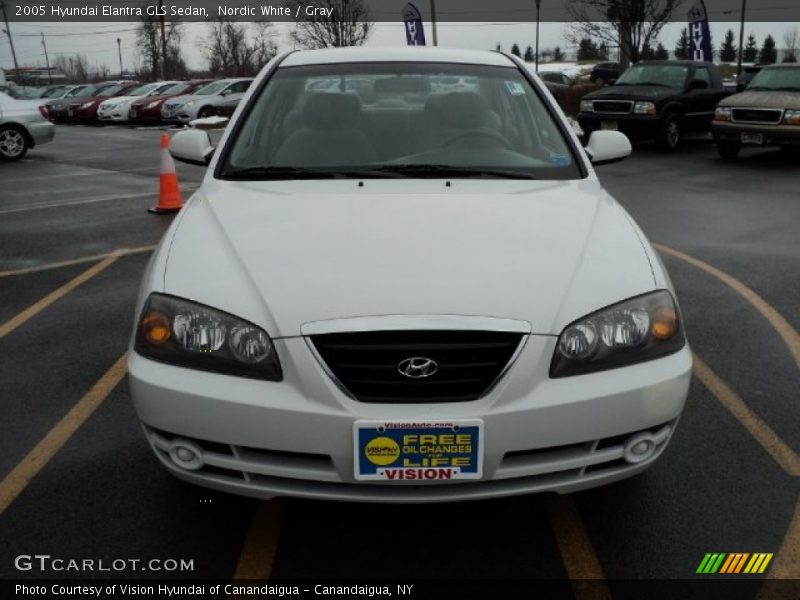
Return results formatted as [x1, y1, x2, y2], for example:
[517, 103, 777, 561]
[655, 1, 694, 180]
[732, 108, 783, 124]
[592, 100, 633, 114]
[310, 330, 523, 403]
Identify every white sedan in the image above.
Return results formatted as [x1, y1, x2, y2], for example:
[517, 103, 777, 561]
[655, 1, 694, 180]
[97, 81, 179, 123]
[0, 92, 55, 161]
[129, 47, 691, 503]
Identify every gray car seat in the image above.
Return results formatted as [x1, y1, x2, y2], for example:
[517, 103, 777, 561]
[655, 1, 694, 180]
[276, 93, 377, 166]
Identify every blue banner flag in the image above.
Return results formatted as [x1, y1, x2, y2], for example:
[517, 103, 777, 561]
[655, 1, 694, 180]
[402, 3, 426, 46]
[688, 0, 713, 61]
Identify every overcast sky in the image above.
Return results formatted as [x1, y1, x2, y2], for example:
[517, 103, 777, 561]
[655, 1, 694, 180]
[1, 20, 795, 76]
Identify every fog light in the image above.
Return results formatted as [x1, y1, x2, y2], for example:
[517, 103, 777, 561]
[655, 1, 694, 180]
[623, 433, 657, 464]
[168, 439, 204, 470]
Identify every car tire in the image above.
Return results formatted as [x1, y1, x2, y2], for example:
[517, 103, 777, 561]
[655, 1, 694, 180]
[0, 124, 29, 161]
[656, 113, 681, 151]
[717, 142, 741, 160]
[197, 106, 215, 119]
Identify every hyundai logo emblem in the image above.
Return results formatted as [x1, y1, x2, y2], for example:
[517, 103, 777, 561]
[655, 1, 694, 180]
[397, 357, 439, 379]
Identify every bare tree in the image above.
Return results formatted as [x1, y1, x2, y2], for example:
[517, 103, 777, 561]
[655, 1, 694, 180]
[567, 0, 680, 67]
[137, 4, 184, 79]
[289, 0, 372, 49]
[202, 19, 278, 77]
[783, 28, 799, 63]
[52, 54, 90, 83]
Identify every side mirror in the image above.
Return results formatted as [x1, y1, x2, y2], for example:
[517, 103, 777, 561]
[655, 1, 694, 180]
[736, 83, 746, 92]
[608, 78, 617, 85]
[169, 129, 214, 166]
[688, 79, 709, 91]
[585, 130, 632, 165]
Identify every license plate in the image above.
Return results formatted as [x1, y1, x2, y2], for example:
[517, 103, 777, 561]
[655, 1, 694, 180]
[354, 420, 483, 481]
[601, 121, 618, 131]
[741, 132, 763, 144]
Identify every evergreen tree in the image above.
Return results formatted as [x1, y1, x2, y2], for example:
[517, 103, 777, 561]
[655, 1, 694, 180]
[743, 34, 758, 62]
[598, 42, 609, 60]
[719, 29, 737, 62]
[577, 37, 599, 61]
[640, 42, 655, 61]
[553, 46, 565, 61]
[675, 27, 690, 60]
[495, 42, 502, 52]
[655, 43, 669, 60]
[511, 43, 521, 57]
[524, 46, 534, 62]
[759, 35, 777, 64]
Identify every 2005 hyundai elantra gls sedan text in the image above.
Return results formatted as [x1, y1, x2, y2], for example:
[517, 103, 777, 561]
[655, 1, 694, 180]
[128, 47, 692, 502]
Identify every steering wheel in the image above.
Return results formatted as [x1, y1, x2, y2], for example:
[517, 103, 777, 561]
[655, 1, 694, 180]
[441, 130, 513, 151]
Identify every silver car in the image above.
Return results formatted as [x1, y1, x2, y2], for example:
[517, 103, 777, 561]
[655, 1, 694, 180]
[160, 79, 252, 123]
[0, 92, 55, 161]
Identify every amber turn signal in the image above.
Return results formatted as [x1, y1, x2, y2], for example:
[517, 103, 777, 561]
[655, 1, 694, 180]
[142, 312, 171, 344]
[651, 306, 678, 340]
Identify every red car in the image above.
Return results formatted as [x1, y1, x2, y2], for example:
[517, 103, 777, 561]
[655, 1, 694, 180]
[68, 81, 140, 123]
[129, 80, 212, 125]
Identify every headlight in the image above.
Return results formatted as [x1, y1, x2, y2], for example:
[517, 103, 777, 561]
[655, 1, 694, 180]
[146, 100, 160, 109]
[550, 290, 685, 377]
[633, 101, 656, 115]
[783, 109, 800, 126]
[714, 107, 732, 122]
[580, 99, 594, 113]
[134, 293, 282, 381]
[80, 101, 94, 109]
[103, 103, 116, 110]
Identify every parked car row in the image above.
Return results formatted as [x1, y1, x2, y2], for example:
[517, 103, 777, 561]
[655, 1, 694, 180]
[44, 78, 253, 126]
[573, 60, 799, 158]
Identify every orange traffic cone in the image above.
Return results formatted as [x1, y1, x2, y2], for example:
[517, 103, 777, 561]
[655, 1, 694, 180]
[148, 133, 183, 214]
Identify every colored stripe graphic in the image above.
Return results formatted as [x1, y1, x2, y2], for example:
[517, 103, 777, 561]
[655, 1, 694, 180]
[698, 553, 773, 574]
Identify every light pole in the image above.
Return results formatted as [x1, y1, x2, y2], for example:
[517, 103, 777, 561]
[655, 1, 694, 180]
[534, 0, 541, 72]
[41, 33, 52, 83]
[117, 37, 123, 79]
[736, 0, 746, 79]
[1, 1, 21, 82]
[430, 0, 438, 47]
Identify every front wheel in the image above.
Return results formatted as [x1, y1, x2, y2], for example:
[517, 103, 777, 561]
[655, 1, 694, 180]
[197, 106, 215, 119]
[656, 113, 681, 151]
[0, 125, 29, 161]
[717, 141, 741, 160]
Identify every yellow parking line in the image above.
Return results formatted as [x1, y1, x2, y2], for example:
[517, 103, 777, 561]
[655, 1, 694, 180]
[0, 185, 198, 215]
[0, 354, 128, 514]
[655, 243, 800, 370]
[0, 245, 156, 278]
[543, 494, 612, 600]
[231, 500, 285, 581]
[758, 499, 800, 595]
[693, 354, 800, 477]
[0, 250, 122, 339]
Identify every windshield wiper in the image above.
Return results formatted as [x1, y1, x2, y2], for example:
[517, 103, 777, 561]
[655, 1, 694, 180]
[368, 164, 539, 179]
[773, 86, 800, 92]
[223, 166, 338, 180]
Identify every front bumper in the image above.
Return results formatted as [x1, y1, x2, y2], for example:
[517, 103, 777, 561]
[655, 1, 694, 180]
[712, 121, 800, 146]
[577, 113, 662, 141]
[97, 109, 130, 122]
[26, 120, 55, 147]
[128, 336, 692, 503]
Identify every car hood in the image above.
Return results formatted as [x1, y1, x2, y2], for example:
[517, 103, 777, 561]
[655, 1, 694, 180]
[585, 85, 679, 101]
[161, 179, 657, 337]
[163, 93, 205, 105]
[100, 95, 139, 106]
[719, 90, 800, 110]
[131, 94, 170, 107]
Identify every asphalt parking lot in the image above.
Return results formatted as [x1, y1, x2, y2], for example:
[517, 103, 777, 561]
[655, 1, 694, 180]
[1, 125, 798, 598]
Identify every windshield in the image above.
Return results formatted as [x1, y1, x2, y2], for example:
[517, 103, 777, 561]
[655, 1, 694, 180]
[124, 83, 156, 97]
[193, 81, 228, 95]
[73, 85, 99, 97]
[221, 62, 580, 180]
[615, 64, 689, 88]
[747, 67, 800, 91]
[94, 84, 122, 96]
[161, 82, 191, 96]
[40, 86, 67, 98]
